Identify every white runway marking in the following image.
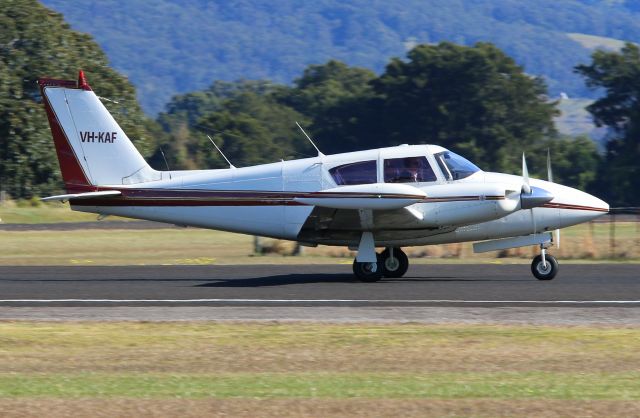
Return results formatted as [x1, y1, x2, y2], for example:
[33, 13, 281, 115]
[1, 299, 640, 304]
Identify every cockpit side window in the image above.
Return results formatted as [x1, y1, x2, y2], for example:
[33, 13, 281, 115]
[384, 156, 436, 183]
[434, 151, 481, 180]
[329, 160, 377, 185]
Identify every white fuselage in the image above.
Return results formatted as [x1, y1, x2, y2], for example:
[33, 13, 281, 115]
[72, 145, 609, 247]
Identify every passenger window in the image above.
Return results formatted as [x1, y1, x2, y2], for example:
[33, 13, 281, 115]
[384, 156, 436, 183]
[329, 160, 377, 185]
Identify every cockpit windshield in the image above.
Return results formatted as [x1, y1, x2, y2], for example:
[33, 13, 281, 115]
[434, 151, 481, 180]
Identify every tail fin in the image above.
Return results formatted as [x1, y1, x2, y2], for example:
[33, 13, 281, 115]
[38, 71, 159, 192]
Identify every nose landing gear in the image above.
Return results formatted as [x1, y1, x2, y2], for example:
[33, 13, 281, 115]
[531, 245, 558, 280]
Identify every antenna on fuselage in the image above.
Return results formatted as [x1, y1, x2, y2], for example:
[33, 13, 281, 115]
[207, 135, 236, 169]
[295, 121, 324, 157]
[159, 146, 172, 180]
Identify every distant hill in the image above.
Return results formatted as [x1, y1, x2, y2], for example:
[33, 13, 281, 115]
[41, 0, 640, 114]
[554, 98, 608, 147]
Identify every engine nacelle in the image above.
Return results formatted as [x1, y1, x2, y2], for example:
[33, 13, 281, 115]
[416, 183, 519, 227]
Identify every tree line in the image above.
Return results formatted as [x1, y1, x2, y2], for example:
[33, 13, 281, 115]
[1, 1, 638, 206]
[153, 42, 629, 203]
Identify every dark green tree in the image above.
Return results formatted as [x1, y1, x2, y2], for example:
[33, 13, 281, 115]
[283, 60, 376, 117]
[366, 42, 558, 174]
[279, 60, 376, 154]
[0, 0, 156, 198]
[151, 80, 282, 170]
[193, 91, 311, 168]
[159, 80, 277, 129]
[528, 136, 601, 191]
[575, 43, 640, 205]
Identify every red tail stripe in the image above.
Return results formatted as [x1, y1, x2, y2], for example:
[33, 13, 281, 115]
[38, 80, 92, 191]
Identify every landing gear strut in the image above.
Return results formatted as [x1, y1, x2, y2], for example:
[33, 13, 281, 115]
[352, 232, 382, 282]
[531, 245, 558, 280]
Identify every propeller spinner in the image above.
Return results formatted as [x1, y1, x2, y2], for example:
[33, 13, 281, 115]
[520, 153, 554, 210]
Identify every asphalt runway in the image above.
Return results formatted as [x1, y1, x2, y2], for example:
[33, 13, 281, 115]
[0, 264, 639, 304]
[1, 264, 639, 323]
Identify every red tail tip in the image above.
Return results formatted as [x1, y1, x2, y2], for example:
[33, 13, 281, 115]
[77, 70, 92, 91]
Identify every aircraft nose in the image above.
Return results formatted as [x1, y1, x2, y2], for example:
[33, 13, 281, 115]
[590, 194, 609, 214]
[556, 187, 609, 226]
[578, 189, 609, 214]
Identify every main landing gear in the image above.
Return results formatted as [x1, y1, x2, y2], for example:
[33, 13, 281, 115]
[531, 244, 558, 280]
[352, 247, 409, 282]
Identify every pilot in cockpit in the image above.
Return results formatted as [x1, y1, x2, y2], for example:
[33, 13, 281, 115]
[385, 156, 434, 183]
[399, 157, 420, 182]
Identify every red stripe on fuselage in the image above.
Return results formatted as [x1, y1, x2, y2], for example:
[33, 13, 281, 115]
[68, 188, 506, 207]
[542, 202, 608, 212]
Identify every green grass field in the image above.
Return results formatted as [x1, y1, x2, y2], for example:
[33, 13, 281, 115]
[0, 200, 112, 224]
[0, 289, 638, 417]
[1, 322, 639, 417]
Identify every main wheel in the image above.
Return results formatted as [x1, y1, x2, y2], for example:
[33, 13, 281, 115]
[380, 248, 409, 278]
[531, 254, 559, 280]
[352, 259, 383, 282]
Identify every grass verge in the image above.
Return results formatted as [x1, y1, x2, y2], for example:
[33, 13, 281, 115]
[1, 321, 640, 416]
[2, 201, 639, 264]
[2, 371, 640, 399]
[1, 224, 639, 265]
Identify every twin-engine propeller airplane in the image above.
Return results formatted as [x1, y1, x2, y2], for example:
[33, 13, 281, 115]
[38, 71, 609, 281]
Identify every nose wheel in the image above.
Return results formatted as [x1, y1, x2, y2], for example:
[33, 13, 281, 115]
[531, 246, 558, 280]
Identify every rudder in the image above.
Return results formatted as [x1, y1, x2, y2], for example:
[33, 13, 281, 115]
[38, 71, 159, 192]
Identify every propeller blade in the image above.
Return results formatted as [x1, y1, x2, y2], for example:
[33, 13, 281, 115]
[547, 148, 553, 183]
[523, 152, 536, 235]
[548, 150, 559, 246]
[522, 153, 531, 194]
[531, 208, 537, 234]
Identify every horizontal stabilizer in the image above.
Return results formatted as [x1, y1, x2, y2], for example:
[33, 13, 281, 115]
[41, 190, 121, 202]
[294, 183, 426, 210]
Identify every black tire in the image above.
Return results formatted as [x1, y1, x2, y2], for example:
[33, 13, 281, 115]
[531, 254, 559, 280]
[352, 259, 383, 282]
[380, 248, 409, 278]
